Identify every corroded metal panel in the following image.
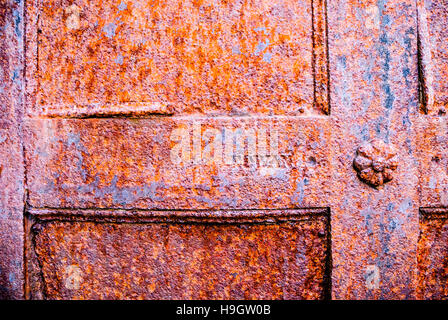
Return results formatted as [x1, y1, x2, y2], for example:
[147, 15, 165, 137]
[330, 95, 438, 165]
[417, 0, 448, 115]
[416, 118, 448, 206]
[21, 0, 334, 300]
[415, 2, 448, 299]
[418, 208, 448, 299]
[0, 0, 25, 299]
[25, 0, 329, 117]
[327, 0, 420, 299]
[23, 117, 332, 209]
[27, 208, 330, 300]
[0, 0, 443, 301]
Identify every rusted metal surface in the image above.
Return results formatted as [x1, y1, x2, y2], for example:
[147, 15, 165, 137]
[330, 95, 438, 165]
[414, 1, 448, 298]
[0, 0, 25, 299]
[23, 117, 332, 210]
[418, 208, 448, 299]
[327, 0, 421, 299]
[25, 0, 329, 117]
[27, 209, 330, 300]
[416, 117, 448, 206]
[417, 0, 448, 115]
[1, 0, 448, 300]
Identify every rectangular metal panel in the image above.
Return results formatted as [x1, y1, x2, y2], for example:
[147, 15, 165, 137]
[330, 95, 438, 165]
[25, 0, 329, 117]
[27, 208, 331, 300]
[416, 118, 448, 206]
[418, 208, 448, 299]
[0, 0, 25, 299]
[417, 0, 448, 114]
[23, 117, 332, 209]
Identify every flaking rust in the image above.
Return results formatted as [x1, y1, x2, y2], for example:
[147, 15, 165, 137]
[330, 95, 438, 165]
[418, 209, 448, 299]
[28, 0, 328, 117]
[27, 209, 331, 300]
[0, 0, 447, 301]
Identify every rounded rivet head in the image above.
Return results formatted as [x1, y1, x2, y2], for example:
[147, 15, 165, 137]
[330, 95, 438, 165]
[353, 139, 398, 188]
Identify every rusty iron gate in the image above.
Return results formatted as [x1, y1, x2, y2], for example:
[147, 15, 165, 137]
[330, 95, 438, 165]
[1, 0, 448, 300]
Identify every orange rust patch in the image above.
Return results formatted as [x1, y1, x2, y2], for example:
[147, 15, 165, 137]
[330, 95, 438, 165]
[26, 0, 331, 117]
[28, 209, 330, 299]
